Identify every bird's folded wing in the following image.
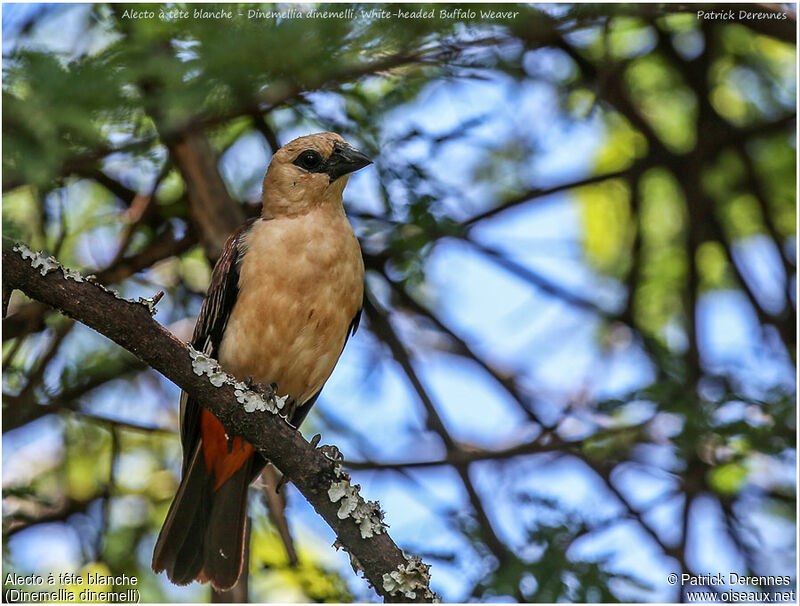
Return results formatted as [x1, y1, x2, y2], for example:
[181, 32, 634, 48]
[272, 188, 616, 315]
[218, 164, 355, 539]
[180, 218, 257, 473]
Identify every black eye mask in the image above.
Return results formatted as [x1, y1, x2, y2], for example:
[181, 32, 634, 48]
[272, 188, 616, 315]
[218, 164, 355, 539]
[292, 143, 372, 182]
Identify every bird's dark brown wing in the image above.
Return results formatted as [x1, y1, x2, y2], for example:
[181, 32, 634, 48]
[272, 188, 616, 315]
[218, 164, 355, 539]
[180, 218, 257, 473]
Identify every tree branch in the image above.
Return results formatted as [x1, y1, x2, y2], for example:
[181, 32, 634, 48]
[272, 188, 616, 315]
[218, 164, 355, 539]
[168, 132, 246, 261]
[2, 245, 437, 603]
[344, 434, 566, 471]
[462, 168, 633, 228]
[363, 257, 546, 426]
[465, 238, 615, 317]
[4, 495, 98, 538]
[363, 296, 512, 567]
[3, 226, 195, 341]
[3, 356, 147, 433]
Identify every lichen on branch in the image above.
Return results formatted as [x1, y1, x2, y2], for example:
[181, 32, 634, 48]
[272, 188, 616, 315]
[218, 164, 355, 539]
[188, 346, 288, 413]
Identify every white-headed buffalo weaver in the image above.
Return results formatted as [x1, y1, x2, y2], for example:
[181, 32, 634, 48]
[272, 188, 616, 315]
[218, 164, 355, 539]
[152, 133, 370, 590]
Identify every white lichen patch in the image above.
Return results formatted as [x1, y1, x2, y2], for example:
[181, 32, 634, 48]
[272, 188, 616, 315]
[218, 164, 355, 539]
[16, 245, 62, 276]
[188, 346, 286, 414]
[62, 267, 86, 282]
[190, 349, 218, 377]
[233, 383, 287, 413]
[382, 556, 437, 601]
[13, 243, 159, 315]
[328, 480, 349, 504]
[328, 481, 360, 520]
[234, 386, 267, 412]
[353, 498, 386, 539]
[353, 501, 385, 539]
[209, 373, 227, 387]
[323, 446, 388, 539]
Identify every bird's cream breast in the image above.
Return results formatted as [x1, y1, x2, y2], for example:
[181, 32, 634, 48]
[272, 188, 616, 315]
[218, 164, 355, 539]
[217, 211, 364, 404]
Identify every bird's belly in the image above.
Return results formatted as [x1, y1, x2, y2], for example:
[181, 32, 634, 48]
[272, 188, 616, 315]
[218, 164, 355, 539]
[218, 290, 353, 402]
[216, 215, 362, 404]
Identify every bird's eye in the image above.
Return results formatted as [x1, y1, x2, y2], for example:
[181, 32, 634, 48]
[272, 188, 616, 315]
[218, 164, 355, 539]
[293, 150, 323, 171]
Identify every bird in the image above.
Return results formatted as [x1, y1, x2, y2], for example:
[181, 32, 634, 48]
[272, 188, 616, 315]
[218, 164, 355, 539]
[152, 132, 371, 590]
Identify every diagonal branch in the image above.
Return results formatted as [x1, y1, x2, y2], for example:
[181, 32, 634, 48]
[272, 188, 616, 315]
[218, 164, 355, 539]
[3, 356, 147, 433]
[3, 226, 195, 342]
[462, 168, 634, 228]
[2, 245, 436, 603]
[737, 150, 795, 302]
[168, 132, 246, 261]
[251, 113, 282, 155]
[15, 319, 75, 402]
[465, 238, 615, 317]
[344, 435, 566, 471]
[363, 256, 545, 426]
[363, 295, 512, 567]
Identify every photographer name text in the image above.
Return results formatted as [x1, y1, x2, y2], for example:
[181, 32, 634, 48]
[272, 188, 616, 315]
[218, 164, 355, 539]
[697, 9, 789, 20]
[667, 573, 795, 603]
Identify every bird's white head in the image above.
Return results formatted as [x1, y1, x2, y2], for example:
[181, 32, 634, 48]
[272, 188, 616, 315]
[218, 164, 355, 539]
[261, 132, 372, 218]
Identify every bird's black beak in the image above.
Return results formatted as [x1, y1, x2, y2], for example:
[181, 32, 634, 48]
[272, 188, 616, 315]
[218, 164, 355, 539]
[326, 143, 372, 182]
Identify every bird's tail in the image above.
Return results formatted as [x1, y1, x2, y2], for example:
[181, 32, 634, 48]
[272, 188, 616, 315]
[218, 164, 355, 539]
[152, 443, 253, 591]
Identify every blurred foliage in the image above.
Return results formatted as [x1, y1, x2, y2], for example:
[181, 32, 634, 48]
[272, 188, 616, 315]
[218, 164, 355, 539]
[2, 2, 796, 603]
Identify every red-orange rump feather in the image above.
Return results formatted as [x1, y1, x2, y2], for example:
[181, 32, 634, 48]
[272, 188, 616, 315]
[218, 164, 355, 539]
[200, 409, 255, 491]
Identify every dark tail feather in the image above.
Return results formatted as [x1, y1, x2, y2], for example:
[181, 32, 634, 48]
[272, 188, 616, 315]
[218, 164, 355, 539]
[203, 456, 253, 591]
[152, 444, 252, 591]
[152, 445, 211, 585]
